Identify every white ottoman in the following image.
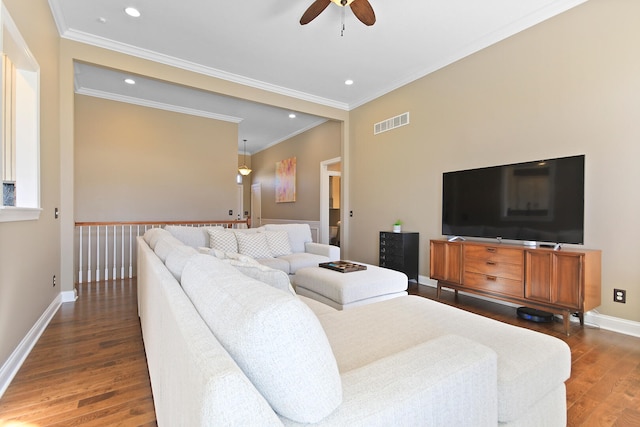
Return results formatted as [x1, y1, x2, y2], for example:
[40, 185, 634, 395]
[294, 263, 408, 310]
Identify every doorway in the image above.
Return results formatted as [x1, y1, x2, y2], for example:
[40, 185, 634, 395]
[320, 157, 341, 244]
[250, 183, 262, 228]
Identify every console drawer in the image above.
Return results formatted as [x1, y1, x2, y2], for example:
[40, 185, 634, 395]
[464, 244, 523, 264]
[464, 258, 523, 281]
[463, 272, 523, 298]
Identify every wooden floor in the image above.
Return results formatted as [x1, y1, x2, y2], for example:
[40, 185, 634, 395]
[1, 279, 639, 426]
[409, 283, 640, 427]
[0, 279, 156, 426]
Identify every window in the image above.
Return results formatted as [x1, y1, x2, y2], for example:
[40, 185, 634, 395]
[0, 2, 40, 221]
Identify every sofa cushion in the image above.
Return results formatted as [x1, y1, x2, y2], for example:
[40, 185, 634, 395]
[314, 295, 570, 423]
[227, 259, 295, 295]
[165, 225, 220, 248]
[181, 255, 342, 423]
[154, 235, 185, 262]
[264, 224, 312, 253]
[235, 232, 273, 259]
[165, 245, 199, 282]
[264, 230, 292, 257]
[144, 227, 171, 249]
[207, 228, 238, 253]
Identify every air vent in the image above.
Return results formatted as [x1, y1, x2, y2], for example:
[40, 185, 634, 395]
[374, 112, 410, 135]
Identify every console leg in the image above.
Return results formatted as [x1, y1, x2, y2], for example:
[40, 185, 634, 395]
[436, 283, 441, 299]
[578, 312, 584, 326]
[454, 289, 459, 300]
[563, 310, 571, 336]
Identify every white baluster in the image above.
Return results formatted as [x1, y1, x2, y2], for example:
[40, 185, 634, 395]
[87, 226, 92, 283]
[113, 225, 117, 279]
[129, 225, 133, 278]
[104, 225, 109, 281]
[121, 225, 125, 279]
[96, 226, 100, 282]
[79, 226, 83, 284]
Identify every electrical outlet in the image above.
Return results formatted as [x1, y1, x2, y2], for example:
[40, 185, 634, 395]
[613, 288, 626, 303]
[52, 275, 56, 287]
[229, 209, 233, 216]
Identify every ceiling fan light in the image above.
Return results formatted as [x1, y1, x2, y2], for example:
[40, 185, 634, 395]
[331, 0, 355, 6]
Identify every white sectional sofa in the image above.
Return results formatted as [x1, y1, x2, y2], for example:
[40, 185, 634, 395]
[164, 223, 340, 275]
[138, 227, 571, 426]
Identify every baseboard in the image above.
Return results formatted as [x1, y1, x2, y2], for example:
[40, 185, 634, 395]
[584, 311, 640, 338]
[0, 293, 62, 398]
[417, 275, 640, 338]
[61, 288, 78, 303]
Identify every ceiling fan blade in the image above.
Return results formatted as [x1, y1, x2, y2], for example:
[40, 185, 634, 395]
[300, 0, 332, 25]
[350, 0, 376, 26]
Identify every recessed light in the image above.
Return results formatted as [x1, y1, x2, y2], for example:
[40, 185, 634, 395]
[289, 113, 296, 119]
[345, 79, 354, 85]
[124, 78, 136, 85]
[97, 17, 107, 24]
[124, 7, 141, 18]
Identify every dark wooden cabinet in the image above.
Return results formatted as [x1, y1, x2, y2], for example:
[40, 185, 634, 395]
[379, 232, 419, 281]
[430, 239, 601, 334]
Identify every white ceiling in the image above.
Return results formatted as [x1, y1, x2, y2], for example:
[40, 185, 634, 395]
[50, 0, 587, 153]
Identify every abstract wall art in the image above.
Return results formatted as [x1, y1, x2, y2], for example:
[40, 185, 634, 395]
[275, 157, 296, 203]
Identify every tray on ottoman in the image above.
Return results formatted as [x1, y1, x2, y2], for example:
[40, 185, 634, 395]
[294, 262, 408, 310]
[319, 260, 367, 273]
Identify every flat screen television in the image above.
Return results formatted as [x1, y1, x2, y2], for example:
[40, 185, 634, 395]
[442, 155, 585, 245]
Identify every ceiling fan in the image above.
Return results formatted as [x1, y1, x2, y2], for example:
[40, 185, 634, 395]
[300, 0, 376, 26]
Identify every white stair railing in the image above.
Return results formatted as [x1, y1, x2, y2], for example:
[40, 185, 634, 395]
[74, 219, 250, 284]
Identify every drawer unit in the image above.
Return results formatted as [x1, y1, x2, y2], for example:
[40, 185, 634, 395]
[430, 239, 601, 335]
[379, 231, 419, 281]
[463, 243, 524, 298]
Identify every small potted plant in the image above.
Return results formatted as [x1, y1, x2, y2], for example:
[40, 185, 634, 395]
[393, 220, 402, 233]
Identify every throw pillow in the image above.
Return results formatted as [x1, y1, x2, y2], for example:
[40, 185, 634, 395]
[207, 228, 238, 253]
[181, 255, 342, 423]
[263, 230, 292, 257]
[264, 224, 312, 254]
[235, 232, 273, 259]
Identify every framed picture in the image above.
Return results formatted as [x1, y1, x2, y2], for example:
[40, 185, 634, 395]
[275, 157, 296, 203]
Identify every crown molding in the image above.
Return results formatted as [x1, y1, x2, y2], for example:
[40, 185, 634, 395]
[254, 118, 329, 154]
[76, 87, 243, 123]
[60, 28, 350, 111]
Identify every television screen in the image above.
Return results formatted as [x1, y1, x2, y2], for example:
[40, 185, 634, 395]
[442, 155, 585, 244]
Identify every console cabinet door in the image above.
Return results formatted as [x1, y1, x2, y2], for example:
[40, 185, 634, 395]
[430, 240, 462, 284]
[525, 251, 553, 302]
[525, 251, 583, 309]
[554, 253, 583, 309]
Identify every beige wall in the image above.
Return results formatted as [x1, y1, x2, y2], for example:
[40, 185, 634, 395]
[251, 120, 341, 221]
[74, 95, 239, 221]
[348, 0, 640, 322]
[0, 0, 60, 368]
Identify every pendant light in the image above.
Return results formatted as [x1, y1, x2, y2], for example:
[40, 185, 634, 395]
[238, 139, 252, 176]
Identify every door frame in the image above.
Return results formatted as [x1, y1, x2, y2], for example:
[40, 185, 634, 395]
[250, 183, 262, 227]
[319, 157, 341, 244]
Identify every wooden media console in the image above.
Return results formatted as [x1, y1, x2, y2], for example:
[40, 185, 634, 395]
[430, 239, 601, 335]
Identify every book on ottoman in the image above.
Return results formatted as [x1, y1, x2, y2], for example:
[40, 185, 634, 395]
[318, 261, 367, 273]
